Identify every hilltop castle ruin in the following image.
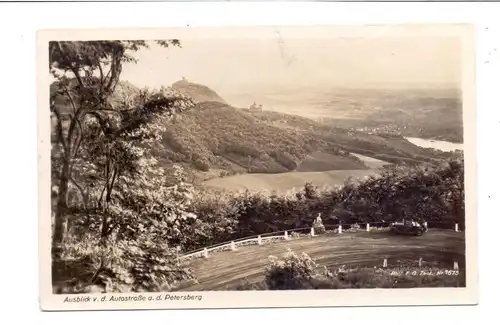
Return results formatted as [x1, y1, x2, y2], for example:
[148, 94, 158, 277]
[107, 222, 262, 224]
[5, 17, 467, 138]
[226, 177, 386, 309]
[249, 101, 263, 111]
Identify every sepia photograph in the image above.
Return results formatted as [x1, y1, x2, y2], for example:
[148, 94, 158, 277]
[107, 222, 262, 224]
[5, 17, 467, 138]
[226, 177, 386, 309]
[38, 25, 477, 310]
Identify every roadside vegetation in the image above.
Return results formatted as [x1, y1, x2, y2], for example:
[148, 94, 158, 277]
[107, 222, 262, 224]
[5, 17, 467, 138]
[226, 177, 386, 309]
[231, 249, 464, 291]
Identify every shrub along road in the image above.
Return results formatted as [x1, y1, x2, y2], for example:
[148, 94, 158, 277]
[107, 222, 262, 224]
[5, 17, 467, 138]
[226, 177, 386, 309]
[177, 230, 465, 291]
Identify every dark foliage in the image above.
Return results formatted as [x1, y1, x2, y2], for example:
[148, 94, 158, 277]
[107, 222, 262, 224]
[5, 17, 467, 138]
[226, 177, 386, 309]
[179, 155, 465, 252]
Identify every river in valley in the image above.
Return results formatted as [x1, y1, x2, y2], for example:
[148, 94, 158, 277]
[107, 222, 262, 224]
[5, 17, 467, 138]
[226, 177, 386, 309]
[405, 137, 463, 152]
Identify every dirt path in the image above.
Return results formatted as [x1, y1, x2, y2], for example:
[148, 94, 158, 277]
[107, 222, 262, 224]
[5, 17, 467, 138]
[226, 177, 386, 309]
[177, 230, 465, 291]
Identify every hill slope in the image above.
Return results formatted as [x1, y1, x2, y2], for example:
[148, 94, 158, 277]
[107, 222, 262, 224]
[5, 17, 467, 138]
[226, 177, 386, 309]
[172, 79, 227, 104]
[153, 99, 456, 186]
[51, 79, 454, 187]
[243, 109, 452, 164]
[153, 101, 368, 178]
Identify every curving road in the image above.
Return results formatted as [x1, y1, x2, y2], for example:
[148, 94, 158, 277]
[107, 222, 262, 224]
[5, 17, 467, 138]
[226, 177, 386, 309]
[176, 230, 465, 291]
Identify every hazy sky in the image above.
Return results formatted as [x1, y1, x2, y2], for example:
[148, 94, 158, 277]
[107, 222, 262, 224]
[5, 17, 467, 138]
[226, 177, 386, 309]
[120, 36, 462, 94]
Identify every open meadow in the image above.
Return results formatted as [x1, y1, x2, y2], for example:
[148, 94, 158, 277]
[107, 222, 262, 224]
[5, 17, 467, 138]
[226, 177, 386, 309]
[202, 152, 389, 193]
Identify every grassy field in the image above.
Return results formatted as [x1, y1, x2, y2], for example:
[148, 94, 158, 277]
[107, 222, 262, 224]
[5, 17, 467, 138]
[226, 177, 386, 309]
[202, 169, 379, 193]
[177, 230, 465, 291]
[201, 152, 387, 193]
[350, 153, 389, 169]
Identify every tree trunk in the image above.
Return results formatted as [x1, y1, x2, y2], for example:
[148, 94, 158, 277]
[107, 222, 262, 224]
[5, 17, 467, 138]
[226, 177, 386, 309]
[100, 167, 117, 241]
[101, 212, 109, 239]
[52, 160, 70, 260]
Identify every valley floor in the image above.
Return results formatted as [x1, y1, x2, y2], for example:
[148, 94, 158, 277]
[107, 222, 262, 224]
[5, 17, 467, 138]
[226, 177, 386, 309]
[202, 169, 378, 193]
[201, 153, 388, 193]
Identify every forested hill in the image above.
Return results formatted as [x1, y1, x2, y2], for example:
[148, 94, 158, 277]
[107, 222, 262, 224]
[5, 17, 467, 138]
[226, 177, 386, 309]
[172, 79, 227, 104]
[51, 79, 454, 185]
[242, 109, 454, 164]
[152, 101, 369, 178]
[152, 102, 454, 185]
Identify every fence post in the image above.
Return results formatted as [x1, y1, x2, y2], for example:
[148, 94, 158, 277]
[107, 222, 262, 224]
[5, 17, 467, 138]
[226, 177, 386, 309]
[366, 223, 370, 232]
[230, 241, 236, 251]
[258, 235, 262, 245]
[383, 258, 388, 268]
[203, 248, 209, 258]
[455, 223, 459, 232]
[284, 231, 289, 240]
[310, 227, 316, 237]
[418, 257, 423, 268]
[453, 261, 459, 271]
[338, 225, 342, 234]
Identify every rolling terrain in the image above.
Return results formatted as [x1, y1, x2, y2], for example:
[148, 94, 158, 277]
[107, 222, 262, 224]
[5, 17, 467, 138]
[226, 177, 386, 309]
[156, 81, 455, 187]
[51, 79, 458, 189]
[227, 87, 463, 143]
[177, 230, 465, 291]
[154, 100, 375, 180]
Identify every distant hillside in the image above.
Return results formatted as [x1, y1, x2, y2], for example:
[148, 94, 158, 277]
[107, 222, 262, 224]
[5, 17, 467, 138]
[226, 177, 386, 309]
[152, 101, 368, 182]
[172, 79, 227, 104]
[152, 99, 456, 186]
[243, 109, 452, 165]
[315, 88, 462, 143]
[225, 87, 463, 142]
[51, 79, 455, 186]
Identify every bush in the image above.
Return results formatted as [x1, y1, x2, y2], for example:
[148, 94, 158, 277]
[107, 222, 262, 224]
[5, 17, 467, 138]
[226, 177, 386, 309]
[193, 158, 210, 171]
[265, 249, 318, 290]
[345, 223, 361, 233]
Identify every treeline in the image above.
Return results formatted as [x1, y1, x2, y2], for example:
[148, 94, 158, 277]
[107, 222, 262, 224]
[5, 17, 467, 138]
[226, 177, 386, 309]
[182, 155, 465, 252]
[59, 154, 465, 260]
